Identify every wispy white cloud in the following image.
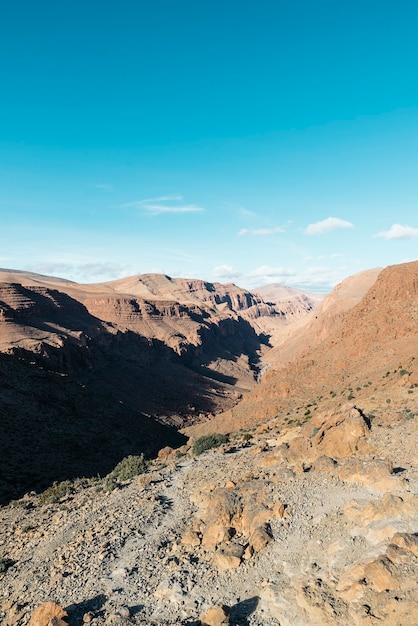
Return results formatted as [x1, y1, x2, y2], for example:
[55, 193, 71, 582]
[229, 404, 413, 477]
[212, 265, 242, 281]
[304, 253, 345, 262]
[29, 262, 132, 283]
[93, 184, 114, 192]
[237, 264, 349, 293]
[139, 195, 183, 204]
[143, 204, 205, 215]
[304, 217, 354, 235]
[118, 195, 205, 216]
[238, 207, 258, 218]
[238, 227, 285, 236]
[248, 265, 297, 279]
[373, 223, 418, 240]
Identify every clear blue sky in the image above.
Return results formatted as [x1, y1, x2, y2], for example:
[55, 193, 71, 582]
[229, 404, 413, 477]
[1, 0, 418, 292]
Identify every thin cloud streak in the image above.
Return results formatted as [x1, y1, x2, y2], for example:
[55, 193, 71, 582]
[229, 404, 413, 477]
[238, 227, 285, 236]
[238, 207, 258, 218]
[142, 204, 205, 215]
[304, 217, 354, 235]
[93, 184, 114, 192]
[117, 195, 205, 215]
[374, 224, 418, 240]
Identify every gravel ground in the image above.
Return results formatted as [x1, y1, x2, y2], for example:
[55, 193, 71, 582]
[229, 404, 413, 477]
[1, 415, 417, 626]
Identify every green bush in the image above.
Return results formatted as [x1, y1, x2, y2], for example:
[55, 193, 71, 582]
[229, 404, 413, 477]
[105, 454, 149, 486]
[102, 454, 150, 491]
[192, 433, 228, 456]
[39, 480, 73, 505]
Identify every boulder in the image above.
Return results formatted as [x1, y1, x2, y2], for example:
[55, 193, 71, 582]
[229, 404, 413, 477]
[181, 530, 201, 547]
[337, 556, 399, 600]
[249, 526, 273, 552]
[200, 604, 230, 625]
[338, 458, 398, 491]
[28, 603, 68, 626]
[390, 532, 418, 557]
[212, 545, 244, 570]
[201, 525, 235, 550]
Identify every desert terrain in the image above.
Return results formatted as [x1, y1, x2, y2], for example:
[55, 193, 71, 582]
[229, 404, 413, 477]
[0, 261, 417, 625]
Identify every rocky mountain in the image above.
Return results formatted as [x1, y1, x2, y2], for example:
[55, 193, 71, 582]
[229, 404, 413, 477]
[0, 269, 317, 379]
[186, 263, 417, 436]
[259, 267, 382, 370]
[0, 269, 318, 503]
[0, 261, 417, 625]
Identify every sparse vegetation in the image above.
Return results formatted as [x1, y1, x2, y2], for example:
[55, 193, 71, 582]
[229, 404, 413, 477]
[104, 454, 150, 490]
[192, 433, 229, 456]
[39, 480, 73, 505]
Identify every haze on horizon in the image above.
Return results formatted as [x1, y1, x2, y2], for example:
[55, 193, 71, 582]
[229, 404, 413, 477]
[1, 1, 418, 293]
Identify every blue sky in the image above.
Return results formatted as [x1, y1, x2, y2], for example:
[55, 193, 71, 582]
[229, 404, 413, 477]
[1, 0, 418, 292]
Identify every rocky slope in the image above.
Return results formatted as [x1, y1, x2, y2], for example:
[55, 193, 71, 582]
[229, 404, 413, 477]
[258, 267, 381, 369]
[1, 399, 417, 625]
[0, 270, 317, 503]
